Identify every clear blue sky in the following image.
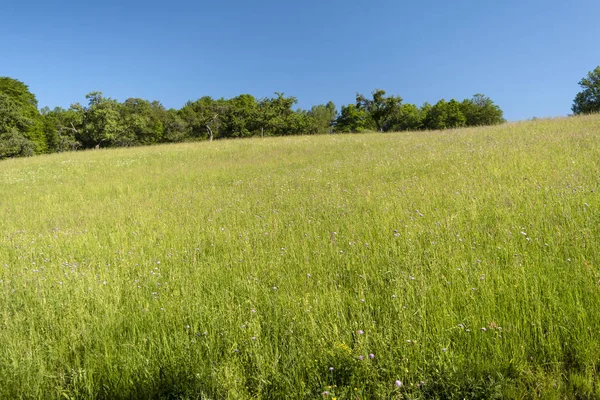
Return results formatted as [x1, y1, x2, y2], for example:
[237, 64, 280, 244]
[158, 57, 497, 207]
[2, 0, 599, 121]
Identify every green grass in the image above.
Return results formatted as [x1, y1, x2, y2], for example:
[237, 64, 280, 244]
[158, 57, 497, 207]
[1, 115, 600, 399]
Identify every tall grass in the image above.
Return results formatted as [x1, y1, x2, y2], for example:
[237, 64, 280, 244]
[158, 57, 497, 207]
[1, 115, 600, 399]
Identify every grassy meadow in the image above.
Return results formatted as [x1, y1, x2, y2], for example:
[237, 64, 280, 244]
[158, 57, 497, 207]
[1, 115, 600, 399]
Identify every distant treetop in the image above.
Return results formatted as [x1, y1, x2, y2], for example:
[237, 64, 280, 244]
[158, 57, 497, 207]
[572, 66, 600, 115]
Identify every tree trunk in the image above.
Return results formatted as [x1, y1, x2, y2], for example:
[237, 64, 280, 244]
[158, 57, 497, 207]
[206, 125, 213, 141]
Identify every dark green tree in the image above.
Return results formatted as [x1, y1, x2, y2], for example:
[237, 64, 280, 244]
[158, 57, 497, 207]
[52, 105, 84, 151]
[268, 92, 299, 136]
[446, 99, 467, 128]
[40, 106, 59, 152]
[0, 92, 29, 133]
[286, 109, 319, 135]
[423, 99, 448, 130]
[424, 99, 466, 130]
[0, 128, 35, 159]
[0, 92, 35, 158]
[461, 94, 505, 126]
[0, 77, 46, 154]
[334, 104, 373, 133]
[180, 96, 229, 141]
[121, 98, 165, 144]
[307, 101, 336, 134]
[221, 94, 259, 138]
[572, 66, 600, 115]
[254, 93, 298, 137]
[356, 89, 403, 132]
[77, 92, 127, 147]
[388, 103, 424, 131]
[162, 109, 188, 143]
[255, 98, 275, 138]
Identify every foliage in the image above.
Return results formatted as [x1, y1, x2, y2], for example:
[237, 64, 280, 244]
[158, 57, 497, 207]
[0, 77, 45, 156]
[572, 66, 600, 115]
[307, 101, 336, 134]
[387, 103, 424, 131]
[336, 92, 505, 133]
[334, 104, 373, 133]
[445, 99, 467, 128]
[258, 92, 298, 136]
[220, 94, 258, 138]
[0, 92, 29, 133]
[0, 127, 34, 158]
[180, 96, 228, 141]
[355, 89, 403, 132]
[40, 106, 83, 152]
[79, 92, 129, 147]
[162, 109, 188, 143]
[121, 98, 165, 145]
[0, 77, 40, 125]
[423, 99, 466, 130]
[461, 94, 505, 126]
[1, 75, 509, 160]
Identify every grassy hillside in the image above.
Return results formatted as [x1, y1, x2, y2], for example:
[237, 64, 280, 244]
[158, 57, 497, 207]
[1, 115, 600, 399]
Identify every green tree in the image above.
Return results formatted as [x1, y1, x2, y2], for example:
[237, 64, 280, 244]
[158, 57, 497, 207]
[121, 98, 165, 144]
[0, 92, 34, 159]
[268, 92, 298, 136]
[286, 109, 318, 135]
[180, 96, 229, 141]
[307, 102, 336, 134]
[420, 102, 432, 124]
[0, 128, 35, 159]
[40, 106, 83, 152]
[424, 99, 466, 130]
[221, 94, 259, 138]
[254, 93, 298, 137]
[388, 103, 424, 131]
[255, 98, 274, 138]
[53, 105, 85, 151]
[78, 92, 127, 147]
[356, 89, 402, 132]
[446, 99, 467, 128]
[162, 109, 188, 143]
[0, 92, 35, 158]
[0, 77, 46, 154]
[334, 104, 373, 133]
[572, 66, 600, 115]
[0, 92, 28, 133]
[461, 94, 505, 126]
[423, 99, 448, 130]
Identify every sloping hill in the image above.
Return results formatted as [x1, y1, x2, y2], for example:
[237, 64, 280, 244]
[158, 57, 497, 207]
[1, 115, 600, 398]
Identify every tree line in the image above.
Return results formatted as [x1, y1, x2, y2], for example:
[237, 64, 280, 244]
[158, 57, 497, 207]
[0, 76, 506, 160]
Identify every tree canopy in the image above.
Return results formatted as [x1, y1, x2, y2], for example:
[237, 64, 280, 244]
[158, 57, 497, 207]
[336, 92, 504, 133]
[0, 77, 45, 156]
[356, 90, 403, 132]
[0, 75, 508, 160]
[572, 66, 600, 115]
